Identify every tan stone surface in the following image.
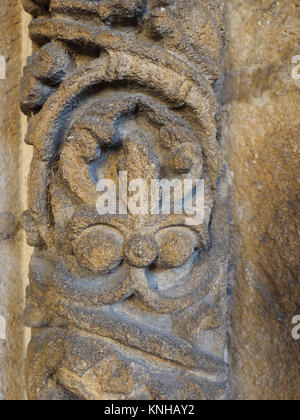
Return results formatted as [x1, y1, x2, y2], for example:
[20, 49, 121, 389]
[1, 0, 298, 401]
[224, 0, 300, 400]
[0, 0, 26, 400]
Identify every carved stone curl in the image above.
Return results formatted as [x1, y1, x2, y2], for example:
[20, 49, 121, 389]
[22, 0, 227, 400]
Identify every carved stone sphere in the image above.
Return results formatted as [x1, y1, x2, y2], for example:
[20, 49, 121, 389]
[73, 226, 124, 274]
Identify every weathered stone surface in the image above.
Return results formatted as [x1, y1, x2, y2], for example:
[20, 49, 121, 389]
[224, 0, 300, 400]
[22, 0, 228, 400]
[0, 0, 26, 401]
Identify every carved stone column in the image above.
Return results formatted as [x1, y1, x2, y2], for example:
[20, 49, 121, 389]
[22, 0, 228, 400]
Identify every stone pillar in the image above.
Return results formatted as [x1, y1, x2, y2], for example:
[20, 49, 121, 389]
[1, 0, 295, 400]
[224, 0, 300, 400]
[0, 0, 26, 400]
[21, 0, 229, 400]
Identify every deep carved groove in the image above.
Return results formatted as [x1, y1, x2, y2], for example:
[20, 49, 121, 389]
[22, 0, 228, 400]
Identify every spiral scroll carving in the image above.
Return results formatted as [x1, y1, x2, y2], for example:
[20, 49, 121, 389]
[22, 0, 227, 400]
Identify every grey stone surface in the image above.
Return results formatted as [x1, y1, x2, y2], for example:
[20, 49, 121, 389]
[22, 0, 228, 400]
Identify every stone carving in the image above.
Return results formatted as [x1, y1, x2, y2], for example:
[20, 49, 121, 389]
[22, 0, 227, 400]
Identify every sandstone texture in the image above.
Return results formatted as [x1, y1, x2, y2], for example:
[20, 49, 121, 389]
[0, 0, 298, 401]
[224, 0, 300, 400]
[0, 0, 26, 400]
[21, 0, 229, 400]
